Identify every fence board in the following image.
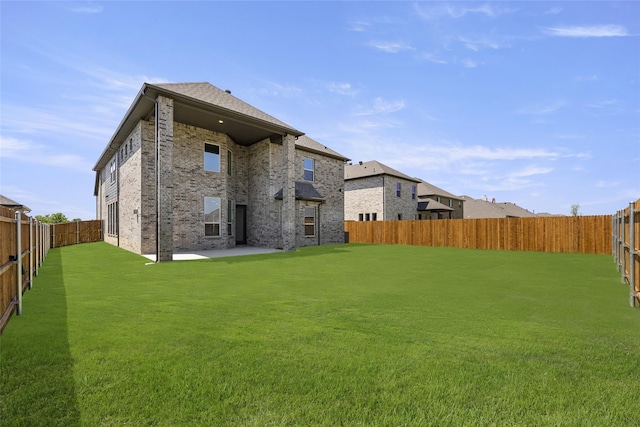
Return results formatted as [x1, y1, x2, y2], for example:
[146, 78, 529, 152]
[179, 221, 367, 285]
[345, 215, 613, 255]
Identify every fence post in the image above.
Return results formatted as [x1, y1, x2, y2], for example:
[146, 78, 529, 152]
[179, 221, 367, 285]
[15, 211, 22, 316]
[629, 202, 636, 307]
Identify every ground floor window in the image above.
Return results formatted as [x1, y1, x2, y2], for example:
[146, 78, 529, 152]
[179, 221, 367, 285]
[204, 197, 221, 237]
[107, 201, 118, 236]
[304, 206, 316, 237]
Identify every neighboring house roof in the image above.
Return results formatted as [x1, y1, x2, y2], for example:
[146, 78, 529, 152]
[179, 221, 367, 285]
[0, 194, 31, 212]
[461, 196, 536, 218]
[417, 198, 454, 212]
[495, 202, 536, 218]
[416, 179, 462, 201]
[275, 181, 325, 202]
[344, 160, 420, 182]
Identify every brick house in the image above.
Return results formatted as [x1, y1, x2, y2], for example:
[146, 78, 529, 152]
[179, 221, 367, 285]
[344, 161, 420, 221]
[93, 82, 348, 261]
[416, 179, 464, 219]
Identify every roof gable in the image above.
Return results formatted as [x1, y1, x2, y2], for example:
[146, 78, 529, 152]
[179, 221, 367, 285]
[345, 160, 420, 182]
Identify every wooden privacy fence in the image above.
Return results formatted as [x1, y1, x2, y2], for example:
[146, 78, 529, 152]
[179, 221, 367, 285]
[613, 199, 640, 307]
[51, 220, 103, 248]
[1, 213, 103, 334]
[345, 215, 613, 255]
[0, 207, 51, 334]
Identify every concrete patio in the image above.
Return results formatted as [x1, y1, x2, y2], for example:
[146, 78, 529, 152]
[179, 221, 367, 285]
[143, 246, 282, 262]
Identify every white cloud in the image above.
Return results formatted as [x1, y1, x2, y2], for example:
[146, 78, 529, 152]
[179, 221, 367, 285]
[348, 20, 371, 32]
[461, 59, 478, 68]
[368, 40, 414, 53]
[542, 25, 630, 38]
[516, 100, 566, 115]
[418, 52, 448, 64]
[459, 35, 509, 51]
[326, 82, 359, 97]
[415, 3, 514, 20]
[354, 97, 406, 116]
[544, 7, 563, 15]
[0, 136, 93, 172]
[68, 4, 103, 14]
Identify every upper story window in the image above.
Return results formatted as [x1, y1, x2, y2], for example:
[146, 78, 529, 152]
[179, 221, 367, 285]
[303, 158, 314, 181]
[110, 160, 116, 182]
[227, 150, 233, 176]
[396, 183, 401, 197]
[204, 143, 220, 172]
[411, 185, 416, 200]
[449, 199, 453, 207]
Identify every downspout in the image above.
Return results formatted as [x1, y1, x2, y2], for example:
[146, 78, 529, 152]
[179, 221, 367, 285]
[382, 175, 385, 220]
[154, 99, 159, 263]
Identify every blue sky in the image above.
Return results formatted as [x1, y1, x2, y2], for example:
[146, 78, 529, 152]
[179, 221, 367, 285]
[1, 1, 638, 218]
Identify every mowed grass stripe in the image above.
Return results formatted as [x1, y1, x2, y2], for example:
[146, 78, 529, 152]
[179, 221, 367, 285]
[1, 242, 638, 426]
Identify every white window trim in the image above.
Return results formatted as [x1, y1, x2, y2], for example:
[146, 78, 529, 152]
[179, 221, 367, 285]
[204, 196, 221, 237]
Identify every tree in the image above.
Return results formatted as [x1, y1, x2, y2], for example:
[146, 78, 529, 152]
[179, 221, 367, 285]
[35, 212, 70, 224]
[570, 204, 580, 216]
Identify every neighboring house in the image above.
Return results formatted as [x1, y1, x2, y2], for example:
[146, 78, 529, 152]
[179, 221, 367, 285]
[93, 82, 348, 261]
[344, 160, 420, 221]
[460, 196, 536, 218]
[416, 179, 464, 219]
[0, 195, 31, 213]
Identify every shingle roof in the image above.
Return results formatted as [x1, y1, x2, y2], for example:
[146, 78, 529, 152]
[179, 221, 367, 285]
[295, 135, 349, 161]
[274, 181, 325, 201]
[344, 160, 420, 182]
[417, 198, 454, 212]
[0, 194, 31, 212]
[152, 82, 299, 132]
[461, 196, 536, 218]
[416, 179, 461, 200]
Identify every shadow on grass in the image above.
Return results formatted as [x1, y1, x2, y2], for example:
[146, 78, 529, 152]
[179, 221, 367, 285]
[194, 243, 364, 265]
[0, 248, 81, 426]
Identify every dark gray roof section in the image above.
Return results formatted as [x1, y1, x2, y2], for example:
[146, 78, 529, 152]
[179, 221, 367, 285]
[295, 135, 349, 161]
[0, 194, 31, 212]
[417, 198, 454, 212]
[416, 179, 461, 200]
[344, 160, 420, 182]
[274, 181, 325, 201]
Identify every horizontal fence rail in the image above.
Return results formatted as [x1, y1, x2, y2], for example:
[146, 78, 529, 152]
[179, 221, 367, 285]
[345, 215, 613, 255]
[613, 199, 640, 307]
[0, 207, 51, 334]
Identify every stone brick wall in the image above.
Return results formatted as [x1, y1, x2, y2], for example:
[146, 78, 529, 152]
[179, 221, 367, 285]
[344, 176, 384, 220]
[295, 149, 345, 246]
[116, 123, 142, 254]
[345, 175, 419, 221]
[171, 122, 239, 252]
[140, 120, 156, 255]
[383, 176, 419, 220]
[98, 114, 346, 255]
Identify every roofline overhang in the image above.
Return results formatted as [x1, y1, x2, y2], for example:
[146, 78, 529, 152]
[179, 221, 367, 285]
[344, 173, 421, 183]
[93, 83, 305, 172]
[296, 144, 350, 162]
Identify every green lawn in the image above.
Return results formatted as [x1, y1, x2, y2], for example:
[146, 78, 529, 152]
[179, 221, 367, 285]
[1, 242, 638, 426]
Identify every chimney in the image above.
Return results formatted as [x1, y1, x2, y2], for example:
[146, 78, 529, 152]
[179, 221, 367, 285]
[359, 161, 363, 165]
[225, 90, 231, 94]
